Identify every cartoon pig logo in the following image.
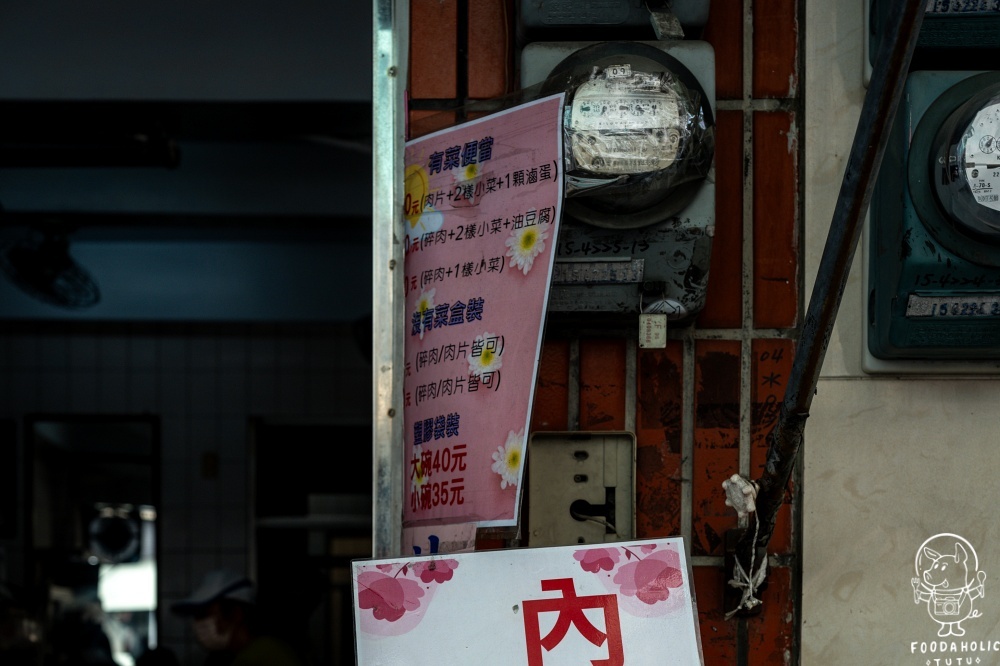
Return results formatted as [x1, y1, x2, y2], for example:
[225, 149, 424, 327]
[911, 533, 986, 637]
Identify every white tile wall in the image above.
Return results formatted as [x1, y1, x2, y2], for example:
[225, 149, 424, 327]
[69, 335, 100, 370]
[99, 335, 130, 370]
[129, 371, 159, 413]
[0, 323, 370, 665]
[130, 335, 159, 370]
[38, 336, 71, 368]
[37, 370, 71, 412]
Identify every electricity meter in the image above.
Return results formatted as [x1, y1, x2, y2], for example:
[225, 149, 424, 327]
[868, 71, 1000, 361]
[521, 40, 716, 322]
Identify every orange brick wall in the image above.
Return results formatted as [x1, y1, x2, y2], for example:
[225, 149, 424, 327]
[407, 1, 801, 662]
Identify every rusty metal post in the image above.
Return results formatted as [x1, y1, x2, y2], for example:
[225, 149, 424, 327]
[729, 0, 927, 612]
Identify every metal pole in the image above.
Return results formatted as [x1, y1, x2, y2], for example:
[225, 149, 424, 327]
[733, 0, 927, 595]
[372, 0, 408, 558]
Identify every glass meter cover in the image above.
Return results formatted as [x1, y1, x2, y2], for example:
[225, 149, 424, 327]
[932, 86, 1000, 244]
[541, 41, 715, 229]
[906, 73, 1000, 268]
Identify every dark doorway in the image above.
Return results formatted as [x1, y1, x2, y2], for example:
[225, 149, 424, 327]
[28, 415, 159, 666]
[251, 421, 371, 666]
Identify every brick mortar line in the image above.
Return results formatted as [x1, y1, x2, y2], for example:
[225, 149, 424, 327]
[455, 0, 469, 118]
[739, 0, 756, 514]
[624, 338, 637, 540]
[567, 338, 580, 431]
[738, 0, 755, 658]
[680, 328, 695, 560]
[682, 329, 798, 340]
[624, 338, 636, 435]
[717, 98, 793, 112]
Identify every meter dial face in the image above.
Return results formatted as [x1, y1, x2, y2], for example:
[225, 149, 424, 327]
[929, 84, 1000, 246]
[962, 102, 1000, 213]
[568, 73, 683, 176]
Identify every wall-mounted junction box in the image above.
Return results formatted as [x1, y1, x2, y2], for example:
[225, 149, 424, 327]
[527, 431, 635, 547]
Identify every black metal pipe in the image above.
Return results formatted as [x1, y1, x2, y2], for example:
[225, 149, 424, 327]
[732, 0, 927, 604]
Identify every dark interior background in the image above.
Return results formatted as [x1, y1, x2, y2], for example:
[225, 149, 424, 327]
[0, 3, 375, 665]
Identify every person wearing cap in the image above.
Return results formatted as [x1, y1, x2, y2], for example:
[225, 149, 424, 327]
[171, 569, 304, 666]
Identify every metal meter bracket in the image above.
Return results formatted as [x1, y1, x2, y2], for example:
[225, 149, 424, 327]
[869, 0, 1000, 74]
[516, 0, 711, 42]
[521, 40, 716, 324]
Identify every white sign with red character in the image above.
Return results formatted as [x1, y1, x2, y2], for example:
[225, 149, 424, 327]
[351, 537, 703, 665]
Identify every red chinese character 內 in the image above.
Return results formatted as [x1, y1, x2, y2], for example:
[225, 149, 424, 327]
[522, 578, 623, 666]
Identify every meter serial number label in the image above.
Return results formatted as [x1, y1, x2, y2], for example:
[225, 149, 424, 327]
[906, 294, 1000, 318]
[552, 258, 644, 285]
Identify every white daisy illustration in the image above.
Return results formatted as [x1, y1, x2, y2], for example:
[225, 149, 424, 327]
[455, 161, 480, 183]
[467, 332, 502, 376]
[491, 429, 524, 490]
[451, 162, 483, 207]
[409, 206, 444, 239]
[505, 225, 549, 275]
[414, 288, 436, 340]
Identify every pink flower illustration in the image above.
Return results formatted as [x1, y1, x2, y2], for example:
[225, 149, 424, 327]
[574, 547, 621, 573]
[356, 570, 425, 622]
[612, 548, 684, 605]
[412, 558, 459, 584]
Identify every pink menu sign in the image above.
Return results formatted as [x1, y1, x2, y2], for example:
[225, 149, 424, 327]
[402, 94, 565, 528]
